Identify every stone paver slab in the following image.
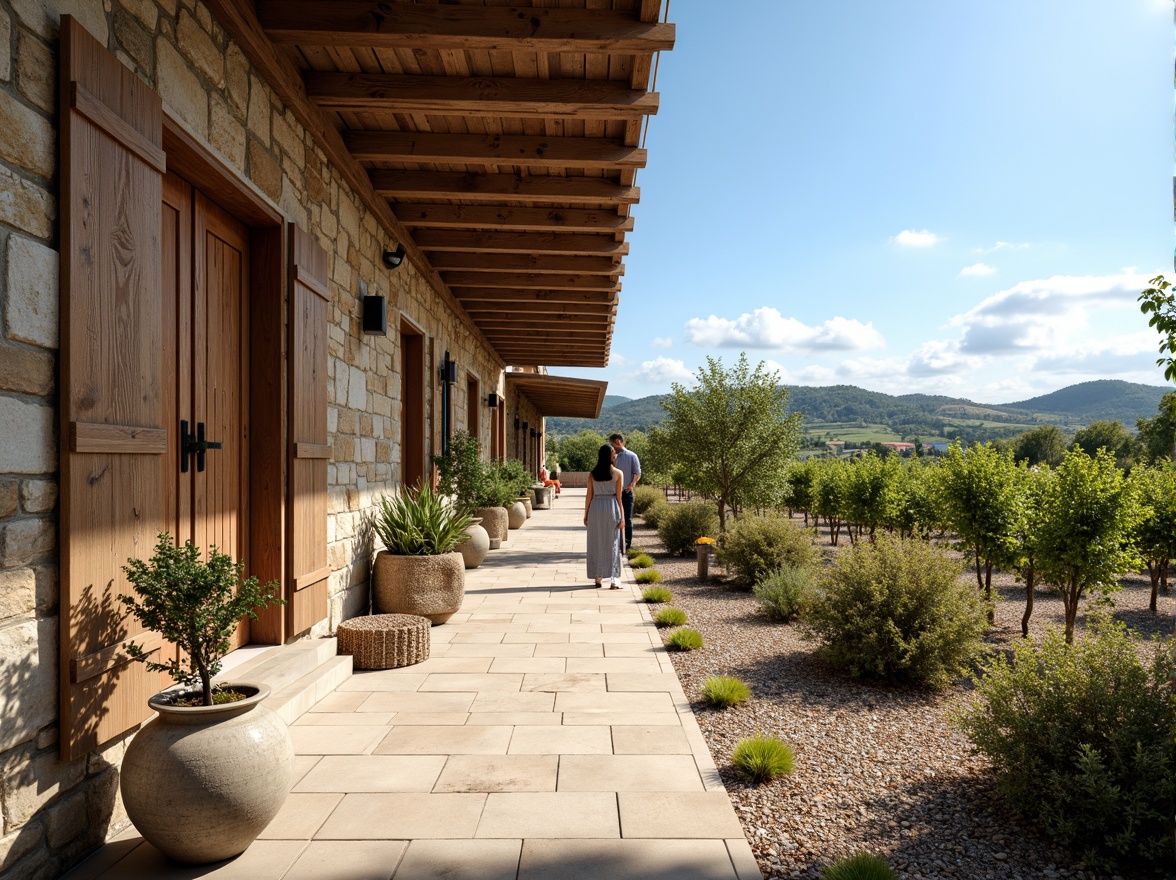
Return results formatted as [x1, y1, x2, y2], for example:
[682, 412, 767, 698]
[289, 725, 387, 755]
[563, 712, 682, 727]
[377, 712, 469, 725]
[293, 712, 396, 726]
[518, 838, 740, 880]
[358, 692, 476, 713]
[257, 792, 343, 839]
[533, 643, 603, 658]
[442, 643, 537, 657]
[502, 632, 571, 644]
[611, 725, 693, 755]
[475, 792, 619, 839]
[375, 725, 513, 755]
[618, 792, 745, 839]
[565, 658, 662, 674]
[450, 631, 507, 643]
[508, 725, 612, 755]
[606, 673, 687, 693]
[419, 673, 523, 692]
[467, 712, 562, 726]
[557, 755, 704, 792]
[521, 672, 606, 693]
[487, 657, 567, 673]
[294, 755, 447, 793]
[469, 691, 555, 713]
[283, 841, 408, 880]
[316, 793, 486, 839]
[392, 839, 521, 880]
[433, 754, 558, 792]
[85, 839, 306, 880]
[554, 692, 676, 714]
[310, 691, 372, 711]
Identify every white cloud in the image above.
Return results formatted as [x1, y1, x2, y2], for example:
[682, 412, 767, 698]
[611, 353, 631, 367]
[958, 262, 996, 278]
[683, 308, 885, 353]
[651, 337, 673, 348]
[631, 356, 694, 385]
[974, 241, 1029, 255]
[891, 229, 942, 248]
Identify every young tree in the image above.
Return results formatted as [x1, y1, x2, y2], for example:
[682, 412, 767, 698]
[1036, 448, 1142, 643]
[1136, 392, 1176, 463]
[1072, 420, 1139, 469]
[1127, 463, 1176, 614]
[555, 429, 606, 471]
[1009, 462, 1051, 637]
[782, 457, 818, 528]
[1012, 425, 1069, 467]
[653, 354, 802, 530]
[813, 457, 849, 546]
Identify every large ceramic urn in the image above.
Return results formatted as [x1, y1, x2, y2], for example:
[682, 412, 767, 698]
[521, 495, 533, 518]
[459, 517, 490, 569]
[473, 506, 508, 549]
[507, 500, 527, 530]
[120, 683, 294, 864]
[373, 550, 465, 623]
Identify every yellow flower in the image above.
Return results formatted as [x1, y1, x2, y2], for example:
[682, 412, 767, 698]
[695, 537, 716, 545]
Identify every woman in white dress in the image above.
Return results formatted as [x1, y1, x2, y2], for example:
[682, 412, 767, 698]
[583, 444, 625, 589]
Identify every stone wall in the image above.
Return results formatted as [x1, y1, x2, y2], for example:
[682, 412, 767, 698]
[0, 0, 516, 875]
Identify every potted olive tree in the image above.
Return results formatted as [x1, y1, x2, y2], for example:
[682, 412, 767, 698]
[117, 534, 290, 865]
[435, 430, 491, 568]
[473, 464, 517, 549]
[371, 481, 472, 623]
[499, 459, 534, 528]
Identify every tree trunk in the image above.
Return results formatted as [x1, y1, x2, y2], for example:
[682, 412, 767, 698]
[1148, 559, 1160, 614]
[974, 546, 984, 593]
[1162, 559, 1170, 596]
[984, 561, 995, 625]
[1063, 577, 1079, 645]
[1021, 566, 1035, 638]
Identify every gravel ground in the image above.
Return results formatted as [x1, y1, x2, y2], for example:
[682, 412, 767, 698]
[631, 514, 1174, 880]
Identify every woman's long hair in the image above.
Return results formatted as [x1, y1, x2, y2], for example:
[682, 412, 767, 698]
[590, 444, 614, 482]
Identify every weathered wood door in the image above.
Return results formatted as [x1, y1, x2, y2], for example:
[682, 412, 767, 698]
[162, 171, 251, 649]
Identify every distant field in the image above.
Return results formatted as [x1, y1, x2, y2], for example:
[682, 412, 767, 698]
[803, 423, 902, 444]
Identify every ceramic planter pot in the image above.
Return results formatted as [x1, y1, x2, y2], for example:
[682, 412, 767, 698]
[520, 495, 533, 518]
[459, 518, 490, 569]
[474, 506, 508, 548]
[373, 550, 465, 623]
[120, 683, 294, 864]
[532, 486, 553, 509]
[507, 500, 527, 530]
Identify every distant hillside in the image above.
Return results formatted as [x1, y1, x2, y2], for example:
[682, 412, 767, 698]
[1005, 380, 1170, 423]
[601, 394, 631, 410]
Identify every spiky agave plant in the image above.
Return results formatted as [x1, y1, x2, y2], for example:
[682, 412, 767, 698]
[372, 482, 472, 556]
[821, 853, 897, 880]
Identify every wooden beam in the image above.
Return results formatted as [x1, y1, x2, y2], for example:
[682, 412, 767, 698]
[308, 73, 658, 118]
[371, 170, 639, 205]
[447, 274, 619, 292]
[414, 230, 628, 256]
[394, 204, 634, 234]
[259, 1, 675, 53]
[476, 319, 612, 333]
[455, 289, 618, 305]
[347, 131, 646, 170]
[430, 253, 622, 275]
[463, 304, 617, 318]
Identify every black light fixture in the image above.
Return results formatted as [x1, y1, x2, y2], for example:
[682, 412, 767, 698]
[529, 428, 536, 439]
[487, 392, 500, 408]
[514, 417, 520, 430]
[439, 351, 457, 385]
[362, 295, 387, 335]
[382, 243, 406, 270]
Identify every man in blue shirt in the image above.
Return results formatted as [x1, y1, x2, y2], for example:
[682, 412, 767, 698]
[609, 433, 641, 552]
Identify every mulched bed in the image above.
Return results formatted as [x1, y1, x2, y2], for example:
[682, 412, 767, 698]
[631, 513, 1173, 880]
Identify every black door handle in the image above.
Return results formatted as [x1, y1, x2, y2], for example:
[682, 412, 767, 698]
[181, 420, 223, 473]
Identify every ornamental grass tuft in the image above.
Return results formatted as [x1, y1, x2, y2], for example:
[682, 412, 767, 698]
[635, 569, 662, 584]
[701, 675, 751, 708]
[821, 853, 898, 880]
[731, 733, 795, 783]
[654, 607, 687, 627]
[629, 553, 655, 569]
[626, 546, 646, 559]
[641, 586, 672, 603]
[666, 627, 703, 651]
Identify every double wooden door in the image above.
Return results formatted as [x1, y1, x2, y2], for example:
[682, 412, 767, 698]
[161, 170, 251, 649]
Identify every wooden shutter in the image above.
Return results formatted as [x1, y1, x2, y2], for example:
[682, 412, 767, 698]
[287, 226, 330, 634]
[59, 16, 167, 760]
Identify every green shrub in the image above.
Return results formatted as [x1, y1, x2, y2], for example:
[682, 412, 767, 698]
[717, 512, 816, 588]
[626, 546, 645, 559]
[666, 628, 703, 650]
[953, 619, 1176, 869]
[801, 534, 987, 688]
[632, 485, 663, 515]
[630, 553, 655, 569]
[641, 585, 672, 603]
[642, 498, 671, 529]
[635, 570, 662, 584]
[822, 853, 898, 880]
[657, 500, 719, 556]
[654, 607, 687, 627]
[701, 675, 750, 708]
[371, 483, 473, 556]
[731, 733, 794, 783]
[753, 565, 815, 623]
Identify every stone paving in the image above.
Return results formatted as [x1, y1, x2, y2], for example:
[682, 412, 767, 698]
[67, 490, 760, 880]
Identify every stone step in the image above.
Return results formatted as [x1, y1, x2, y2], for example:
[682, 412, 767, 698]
[265, 655, 353, 725]
[214, 637, 352, 723]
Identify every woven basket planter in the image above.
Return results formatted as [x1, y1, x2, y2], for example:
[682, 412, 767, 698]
[372, 551, 465, 624]
[337, 614, 431, 669]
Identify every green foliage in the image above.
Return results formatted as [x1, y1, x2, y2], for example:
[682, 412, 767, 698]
[1128, 462, 1176, 611]
[821, 853, 898, 880]
[497, 458, 534, 496]
[554, 429, 606, 471]
[657, 500, 720, 556]
[1137, 391, 1176, 463]
[1072, 420, 1140, 469]
[654, 606, 688, 627]
[782, 458, 818, 520]
[718, 512, 816, 588]
[641, 498, 672, 529]
[635, 569, 662, 584]
[434, 430, 486, 513]
[812, 457, 850, 545]
[372, 482, 473, 556]
[476, 461, 522, 508]
[120, 534, 283, 706]
[731, 733, 795, 783]
[701, 675, 751, 708]
[626, 546, 646, 559]
[641, 585, 672, 603]
[632, 485, 663, 515]
[1139, 274, 1176, 381]
[753, 564, 816, 623]
[666, 627, 703, 650]
[1012, 424, 1069, 467]
[802, 534, 988, 688]
[651, 354, 802, 529]
[954, 619, 1176, 869]
[629, 553, 655, 569]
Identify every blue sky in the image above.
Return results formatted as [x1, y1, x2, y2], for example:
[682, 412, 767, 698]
[564, 0, 1174, 404]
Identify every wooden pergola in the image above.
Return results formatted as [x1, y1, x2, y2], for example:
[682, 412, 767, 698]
[208, 0, 675, 368]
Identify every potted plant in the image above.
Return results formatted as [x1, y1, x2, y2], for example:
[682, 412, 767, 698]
[117, 534, 290, 865]
[371, 481, 472, 623]
[435, 430, 491, 568]
[473, 464, 516, 549]
[498, 459, 533, 528]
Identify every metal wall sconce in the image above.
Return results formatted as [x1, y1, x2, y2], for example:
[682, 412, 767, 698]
[439, 351, 457, 385]
[382, 244, 406, 270]
[514, 417, 520, 430]
[529, 428, 536, 439]
[487, 392, 500, 408]
[522, 421, 528, 431]
[361, 295, 387, 335]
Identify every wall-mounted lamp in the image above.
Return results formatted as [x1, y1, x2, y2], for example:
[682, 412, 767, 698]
[487, 392, 500, 408]
[362, 295, 387, 335]
[382, 244, 406, 270]
[514, 417, 520, 430]
[439, 351, 457, 385]
[522, 421, 529, 431]
[529, 428, 536, 439]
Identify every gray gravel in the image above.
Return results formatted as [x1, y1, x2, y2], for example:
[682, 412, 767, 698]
[632, 514, 1172, 880]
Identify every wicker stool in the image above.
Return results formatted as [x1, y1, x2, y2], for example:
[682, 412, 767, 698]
[336, 614, 431, 670]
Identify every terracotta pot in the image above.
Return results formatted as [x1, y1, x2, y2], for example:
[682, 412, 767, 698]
[120, 683, 294, 864]
[473, 506, 508, 548]
[459, 518, 490, 569]
[373, 550, 465, 624]
[507, 500, 527, 530]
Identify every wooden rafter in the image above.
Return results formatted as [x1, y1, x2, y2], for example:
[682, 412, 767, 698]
[307, 73, 659, 118]
[346, 131, 646, 170]
[455, 288, 618, 305]
[447, 274, 619, 292]
[258, 1, 675, 53]
[462, 304, 617, 318]
[370, 170, 638, 205]
[393, 204, 634, 234]
[413, 230, 627, 256]
[429, 253, 622, 276]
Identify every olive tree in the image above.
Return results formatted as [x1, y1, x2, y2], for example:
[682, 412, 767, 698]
[652, 354, 802, 530]
[1127, 463, 1176, 614]
[1009, 462, 1051, 637]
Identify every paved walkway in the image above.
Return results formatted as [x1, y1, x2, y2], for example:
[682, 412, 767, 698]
[69, 490, 760, 880]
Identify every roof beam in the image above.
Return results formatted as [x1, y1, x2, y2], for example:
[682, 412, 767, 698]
[463, 304, 617, 318]
[430, 253, 622, 276]
[394, 204, 634, 234]
[371, 170, 638, 205]
[259, 1, 675, 54]
[307, 73, 658, 118]
[347, 131, 646, 170]
[476, 319, 612, 332]
[414, 230, 627, 256]
[447, 273, 619, 292]
[455, 288, 618, 305]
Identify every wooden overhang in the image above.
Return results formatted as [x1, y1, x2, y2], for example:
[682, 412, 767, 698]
[207, 0, 674, 369]
[505, 372, 608, 419]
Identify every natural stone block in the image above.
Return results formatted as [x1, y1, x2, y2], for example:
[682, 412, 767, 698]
[246, 75, 269, 145]
[0, 344, 53, 397]
[113, 8, 154, 75]
[16, 30, 53, 113]
[34, 564, 57, 615]
[337, 409, 357, 435]
[225, 43, 249, 116]
[155, 38, 207, 139]
[35, 724, 56, 750]
[176, 10, 223, 87]
[0, 164, 54, 239]
[6, 234, 59, 349]
[209, 93, 245, 168]
[271, 107, 302, 159]
[247, 136, 280, 200]
[0, 89, 54, 178]
[347, 366, 367, 410]
[0, 398, 55, 475]
[0, 9, 11, 82]
[0, 482, 16, 518]
[0, 617, 58, 753]
[44, 789, 86, 847]
[20, 480, 55, 514]
[1, 518, 55, 568]
[0, 823, 42, 868]
[0, 568, 35, 620]
[1, 742, 86, 828]
[119, 0, 159, 31]
[9, 0, 106, 43]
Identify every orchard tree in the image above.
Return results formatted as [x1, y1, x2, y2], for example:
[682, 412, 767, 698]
[1009, 462, 1051, 637]
[1127, 463, 1176, 614]
[1072, 420, 1139, 469]
[555, 429, 606, 471]
[1138, 275, 1176, 459]
[653, 354, 801, 530]
[783, 457, 818, 528]
[1136, 392, 1176, 463]
[1012, 425, 1068, 467]
[813, 457, 849, 545]
[1036, 448, 1142, 643]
